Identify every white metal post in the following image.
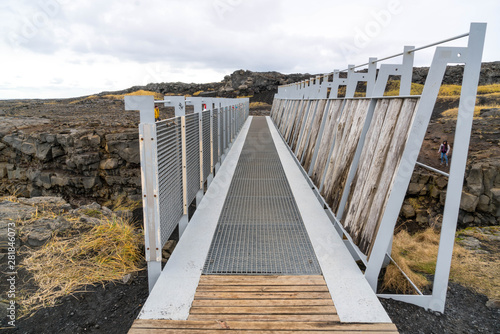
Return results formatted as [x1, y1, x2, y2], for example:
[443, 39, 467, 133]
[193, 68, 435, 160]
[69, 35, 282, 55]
[430, 22, 486, 312]
[365, 37, 480, 305]
[206, 98, 215, 187]
[179, 115, 188, 237]
[125, 95, 161, 292]
[160, 96, 186, 117]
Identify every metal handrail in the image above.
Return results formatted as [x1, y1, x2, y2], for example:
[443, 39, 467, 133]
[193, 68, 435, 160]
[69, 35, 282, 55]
[279, 31, 470, 87]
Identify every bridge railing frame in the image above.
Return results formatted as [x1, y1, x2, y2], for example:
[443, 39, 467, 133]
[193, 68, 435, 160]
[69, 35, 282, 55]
[271, 23, 486, 313]
[125, 95, 249, 291]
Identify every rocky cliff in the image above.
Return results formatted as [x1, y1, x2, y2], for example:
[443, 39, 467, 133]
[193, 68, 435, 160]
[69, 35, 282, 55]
[412, 61, 500, 86]
[402, 160, 500, 232]
[0, 111, 142, 206]
[103, 71, 313, 105]
[102, 62, 500, 105]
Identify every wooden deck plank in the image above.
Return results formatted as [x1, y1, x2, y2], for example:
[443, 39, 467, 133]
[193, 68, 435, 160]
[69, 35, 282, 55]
[194, 291, 332, 300]
[190, 306, 336, 315]
[131, 319, 398, 331]
[130, 329, 397, 334]
[187, 314, 341, 322]
[130, 330, 397, 334]
[196, 285, 330, 292]
[192, 299, 334, 307]
[198, 275, 324, 285]
[129, 275, 398, 333]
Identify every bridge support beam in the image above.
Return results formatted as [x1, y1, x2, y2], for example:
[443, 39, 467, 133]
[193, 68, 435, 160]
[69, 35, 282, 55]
[147, 261, 161, 293]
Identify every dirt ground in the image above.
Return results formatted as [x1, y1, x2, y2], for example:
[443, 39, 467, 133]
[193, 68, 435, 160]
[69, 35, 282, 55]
[2, 266, 498, 334]
[1, 263, 149, 334]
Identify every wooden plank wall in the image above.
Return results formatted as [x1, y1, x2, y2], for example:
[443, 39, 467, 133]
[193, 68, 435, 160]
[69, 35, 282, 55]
[342, 98, 419, 254]
[270, 96, 419, 256]
[310, 100, 344, 185]
[302, 100, 327, 172]
[295, 101, 317, 158]
[321, 99, 371, 212]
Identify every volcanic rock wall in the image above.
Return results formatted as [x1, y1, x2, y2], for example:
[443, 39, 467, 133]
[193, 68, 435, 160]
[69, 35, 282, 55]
[0, 122, 141, 205]
[403, 161, 500, 231]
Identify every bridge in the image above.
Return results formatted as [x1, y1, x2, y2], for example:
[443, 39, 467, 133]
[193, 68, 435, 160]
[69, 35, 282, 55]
[125, 23, 485, 333]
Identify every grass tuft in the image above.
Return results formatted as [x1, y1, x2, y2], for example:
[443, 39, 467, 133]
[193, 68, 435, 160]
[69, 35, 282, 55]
[20, 217, 143, 316]
[249, 102, 271, 109]
[103, 194, 142, 212]
[104, 90, 163, 100]
[441, 104, 500, 118]
[383, 228, 500, 301]
[384, 81, 424, 96]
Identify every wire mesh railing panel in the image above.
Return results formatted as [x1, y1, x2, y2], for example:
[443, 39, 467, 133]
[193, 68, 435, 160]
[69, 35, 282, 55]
[185, 113, 200, 204]
[202, 110, 211, 180]
[212, 109, 219, 165]
[156, 119, 184, 246]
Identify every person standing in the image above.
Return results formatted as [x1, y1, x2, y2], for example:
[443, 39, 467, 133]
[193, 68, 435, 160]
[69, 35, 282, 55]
[439, 140, 451, 166]
[154, 106, 160, 122]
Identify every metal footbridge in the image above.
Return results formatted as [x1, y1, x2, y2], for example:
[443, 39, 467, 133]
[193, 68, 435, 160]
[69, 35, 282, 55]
[125, 23, 486, 333]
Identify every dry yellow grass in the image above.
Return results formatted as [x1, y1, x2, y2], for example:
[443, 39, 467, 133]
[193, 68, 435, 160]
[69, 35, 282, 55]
[193, 90, 204, 96]
[381, 82, 500, 98]
[441, 104, 500, 118]
[384, 81, 424, 96]
[249, 101, 271, 109]
[452, 227, 500, 301]
[69, 95, 99, 104]
[477, 83, 500, 95]
[20, 218, 143, 316]
[383, 228, 499, 301]
[438, 85, 463, 96]
[104, 90, 163, 100]
[103, 194, 142, 212]
[382, 229, 439, 293]
[438, 83, 500, 97]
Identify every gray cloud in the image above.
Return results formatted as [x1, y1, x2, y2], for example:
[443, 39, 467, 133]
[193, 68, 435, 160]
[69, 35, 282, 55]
[0, 0, 498, 98]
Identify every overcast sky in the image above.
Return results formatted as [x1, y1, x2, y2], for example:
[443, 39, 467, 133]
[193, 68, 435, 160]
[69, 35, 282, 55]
[1, 0, 498, 99]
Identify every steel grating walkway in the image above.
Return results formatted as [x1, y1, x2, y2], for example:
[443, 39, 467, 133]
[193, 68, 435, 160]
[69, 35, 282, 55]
[203, 117, 322, 275]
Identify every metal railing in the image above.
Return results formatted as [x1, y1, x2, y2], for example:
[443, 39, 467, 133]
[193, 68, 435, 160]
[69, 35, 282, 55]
[270, 23, 486, 313]
[125, 95, 249, 291]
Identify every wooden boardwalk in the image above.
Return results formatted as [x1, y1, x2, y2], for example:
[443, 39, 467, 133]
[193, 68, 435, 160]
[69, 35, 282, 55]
[129, 275, 398, 333]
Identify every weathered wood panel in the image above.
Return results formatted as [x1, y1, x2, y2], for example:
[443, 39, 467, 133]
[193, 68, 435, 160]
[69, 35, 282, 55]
[310, 99, 344, 186]
[274, 99, 286, 129]
[270, 97, 281, 119]
[342, 98, 419, 255]
[286, 100, 305, 145]
[290, 100, 310, 149]
[342, 99, 403, 249]
[282, 100, 297, 137]
[363, 98, 419, 255]
[284, 100, 300, 141]
[321, 99, 371, 212]
[296, 100, 320, 161]
[341, 99, 390, 223]
[302, 99, 328, 172]
[270, 94, 420, 258]
[130, 320, 398, 332]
